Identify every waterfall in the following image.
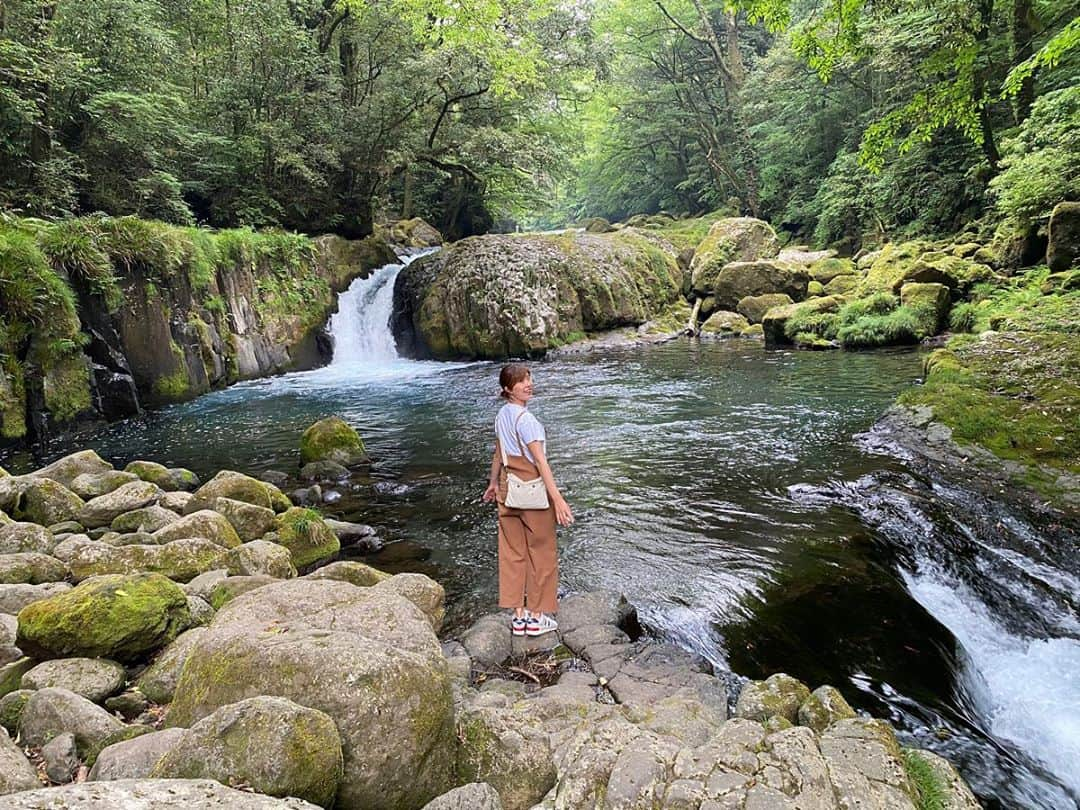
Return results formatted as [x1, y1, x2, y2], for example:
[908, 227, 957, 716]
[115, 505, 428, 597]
[328, 249, 433, 365]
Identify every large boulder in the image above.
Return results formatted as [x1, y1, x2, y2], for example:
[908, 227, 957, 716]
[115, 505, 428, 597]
[124, 460, 200, 492]
[79, 481, 163, 529]
[690, 218, 781, 296]
[88, 728, 185, 781]
[153, 696, 343, 807]
[0, 552, 67, 585]
[151, 510, 242, 549]
[21, 658, 127, 703]
[736, 293, 794, 325]
[225, 540, 296, 579]
[186, 471, 290, 514]
[0, 582, 71, 615]
[393, 230, 681, 360]
[67, 538, 228, 582]
[303, 560, 390, 587]
[19, 687, 126, 755]
[900, 282, 951, 335]
[699, 310, 749, 337]
[860, 242, 994, 295]
[70, 471, 140, 500]
[212, 497, 276, 542]
[273, 508, 340, 569]
[300, 417, 369, 467]
[762, 295, 845, 347]
[0, 726, 39, 795]
[111, 505, 179, 534]
[16, 573, 190, 662]
[167, 578, 457, 810]
[389, 217, 444, 248]
[135, 627, 207, 704]
[0, 523, 56, 555]
[819, 718, 919, 809]
[1047, 200, 1080, 272]
[28, 450, 113, 489]
[704, 260, 810, 310]
[809, 257, 857, 284]
[16, 478, 84, 525]
[1, 779, 323, 808]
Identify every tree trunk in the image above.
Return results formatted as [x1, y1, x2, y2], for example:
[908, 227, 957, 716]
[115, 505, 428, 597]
[1010, 0, 1037, 123]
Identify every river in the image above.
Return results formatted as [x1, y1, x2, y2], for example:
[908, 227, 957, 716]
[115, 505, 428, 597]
[3, 253, 1077, 809]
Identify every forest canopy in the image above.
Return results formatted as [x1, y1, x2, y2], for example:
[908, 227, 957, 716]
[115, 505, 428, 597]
[1, 0, 1077, 247]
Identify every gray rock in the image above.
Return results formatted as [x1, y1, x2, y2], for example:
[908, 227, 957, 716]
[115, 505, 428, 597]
[460, 613, 513, 668]
[558, 590, 639, 637]
[1, 778, 322, 808]
[19, 687, 126, 756]
[208, 575, 277, 608]
[159, 491, 194, 514]
[110, 505, 179, 534]
[0, 582, 71, 615]
[303, 560, 389, 587]
[257, 470, 290, 487]
[47, 521, 83, 535]
[67, 538, 228, 583]
[903, 749, 981, 810]
[0, 689, 33, 733]
[21, 658, 127, 703]
[186, 595, 215, 627]
[28, 451, 113, 489]
[212, 497, 276, 542]
[16, 479, 85, 526]
[225, 540, 296, 578]
[79, 481, 163, 529]
[0, 644, 22, 667]
[0, 523, 57, 555]
[735, 673, 811, 725]
[135, 628, 207, 705]
[153, 696, 343, 807]
[0, 614, 15, 646]
[184, 569, 229, 602]
[605, 738, 673, 809]
[422, 783, 503, 810]
[41, 731, 79, 783]
[124, 461, 200, 492]
[89, 728, 185, 781]
[0, 553, 68, 585]
[70, 471, 140, 500]
[372, 573, 445, 632]
[798, 685, 856, 733]
[324, 518, 377, 543]
[819, 718, 918, 810]
[51, 535, 93, 562]
[167, 578, 457, 810]
[151, 510, 241, 549]
[0, 726, 40, 795]
[104, 690, 151, 720]
[299, 460, 350, 482]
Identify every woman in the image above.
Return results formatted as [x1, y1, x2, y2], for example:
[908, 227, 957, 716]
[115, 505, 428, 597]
[482, 363, 574, 637]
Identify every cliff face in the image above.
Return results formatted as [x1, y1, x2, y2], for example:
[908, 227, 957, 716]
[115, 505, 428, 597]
[0, 217, 396, 446]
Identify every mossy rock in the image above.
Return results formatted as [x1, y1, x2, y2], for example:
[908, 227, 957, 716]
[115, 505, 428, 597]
[859, 241, 931, 293]
[705, 260, 810, 310]
[213, 497, 277, 542]
[78, 481, 163, 529]
[29, 452, 113, 491]
[690, 218, 780, 295]
[797, 685, 856, 733]
[82, 724, 155, 768]
[0, 688, 32, 732]
[807, 280, 825, 297]
[15, 478, 85, 526]
[151, 509, 242, 549]
[186, 471, 290, 514]
[734, 673, 811, 724]
[70, 471, 140, 500]
[111, 505, 178, 534]
[16, 572, 190, 662]
[304, 560, 391, 587]
[274, 507, 340, 569]
[737, 293, 793, 324]
[208, 575, 277, 610]
[0, 522, 57, 555]
[900, 282, 951, 335]
[823, 274, 859, 296]
[1047, 200, 1080, 273]
[0, 552, 68, 584]
[388, 217, 444, 248]
[762, 296, 845, 348]
[582, 217, 614, 233]
[67, 538, 228, 583]
[300, 416, 369, 467]
[0, 658, 35, 699]
[700, 310, 750, 337]
[809, 257, 857, 283]
[124, 460, 200, 492]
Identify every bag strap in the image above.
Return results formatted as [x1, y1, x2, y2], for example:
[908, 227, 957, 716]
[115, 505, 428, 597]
[497, 408, 529, 467]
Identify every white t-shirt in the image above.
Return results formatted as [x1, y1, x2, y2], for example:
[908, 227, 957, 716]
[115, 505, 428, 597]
[496, 403, 545, 464]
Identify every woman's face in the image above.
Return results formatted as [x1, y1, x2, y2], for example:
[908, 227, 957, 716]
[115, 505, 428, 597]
[507, 374, 534, 403]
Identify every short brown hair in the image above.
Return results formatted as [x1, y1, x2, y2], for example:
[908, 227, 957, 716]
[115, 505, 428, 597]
[499, 363, 531, 399]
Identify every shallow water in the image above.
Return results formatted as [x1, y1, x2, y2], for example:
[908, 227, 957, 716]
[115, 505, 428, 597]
[4, 265, 1077, 809]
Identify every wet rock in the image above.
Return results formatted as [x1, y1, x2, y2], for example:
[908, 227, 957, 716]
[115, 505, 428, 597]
[136, 628, 207, 704]
[0, 726, 39, 795]
[125, 460, 200, 492]
[798, 685, 856, 733]
[0, 553, 68, 585]
[167, 578, 456, 810]
[2, 779, 323, 808]
[89, 727, 185, 781]
[0, 689, 33, 733]
[152, 509, 242, 549]
[79, 481, 163, 529]
[153, 696, 343, 807]
[225, 540, 296, 578]
[29, 450, 113, 489]
[322, 489, 342, 504]
[67, 538, 228, 582]
[390, 217, 444, 247]
[421, 783, 503, 810]
[0, 582, 71, 614]
[16, 478, 85, 526]
[111, 505, 179, 534]
[42, 730, 80, 783]
[299, 460, 351, 482]
[699, 310, 750, 337]
[558, 590, 639, 638]
[324, 517, 377, 543]
[21, 658, 127, 703]
[273, 507, 340, 568]
[19, 687, 126, 756]
[0, 522, 57, 555]
[735, 673, 811, 725]
[290, 485, 321, 506]
[257, 470, 291, 487]
[16, 573, 190, 662]
[70, 471, 140, 500]
[736, 293, 794, 324]
[212, 497, 276, 542]
[303, 560, 390, 587]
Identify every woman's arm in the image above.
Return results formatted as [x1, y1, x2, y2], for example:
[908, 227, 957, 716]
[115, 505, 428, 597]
[482, 443, 501, 502]
[527, 440, 574, 526]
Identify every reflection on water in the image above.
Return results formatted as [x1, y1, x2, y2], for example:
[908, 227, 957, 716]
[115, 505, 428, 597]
[4, 338, 1076, 807]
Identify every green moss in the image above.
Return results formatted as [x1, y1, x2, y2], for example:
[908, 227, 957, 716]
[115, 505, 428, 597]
[37, 217, 122, 311]
[902, 749, 949, 810]
[274, 507, 340, 568]
[646, 209, 733, 251]
[300, 416, 367, 466]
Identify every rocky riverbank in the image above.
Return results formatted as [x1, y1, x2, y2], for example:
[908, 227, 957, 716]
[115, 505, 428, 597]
[0, 445, 982, 809]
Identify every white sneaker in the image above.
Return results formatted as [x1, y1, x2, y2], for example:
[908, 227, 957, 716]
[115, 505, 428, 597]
[525, 613, 558, 637]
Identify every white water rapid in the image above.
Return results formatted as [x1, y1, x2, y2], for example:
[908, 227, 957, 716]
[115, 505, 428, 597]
[327, 249, 434, 365]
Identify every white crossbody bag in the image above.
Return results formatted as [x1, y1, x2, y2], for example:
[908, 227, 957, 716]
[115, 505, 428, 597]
[500, 410, 550, 510]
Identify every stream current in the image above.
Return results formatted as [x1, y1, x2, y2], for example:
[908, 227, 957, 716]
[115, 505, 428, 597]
[3, 252, 1077, 809]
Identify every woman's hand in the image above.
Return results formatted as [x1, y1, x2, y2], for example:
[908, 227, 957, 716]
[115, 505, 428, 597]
[482, 482, 498, 503]
[553, 495, 574, 526]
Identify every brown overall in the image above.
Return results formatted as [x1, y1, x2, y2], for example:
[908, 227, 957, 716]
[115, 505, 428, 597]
[497, 450, 559, 614]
